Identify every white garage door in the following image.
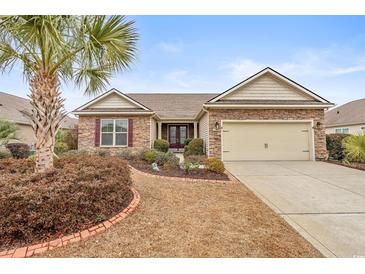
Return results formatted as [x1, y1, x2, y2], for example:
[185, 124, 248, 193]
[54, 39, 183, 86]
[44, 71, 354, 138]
[222, 122, 312, 161]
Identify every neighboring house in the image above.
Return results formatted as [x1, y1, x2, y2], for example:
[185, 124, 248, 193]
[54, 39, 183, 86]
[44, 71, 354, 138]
[325, 98, 365, 135]
[0, 91, 78, 148]
[74, 67, 333, 161]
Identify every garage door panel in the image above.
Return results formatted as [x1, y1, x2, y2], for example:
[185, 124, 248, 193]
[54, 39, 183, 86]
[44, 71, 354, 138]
[222, 122, 311, 161]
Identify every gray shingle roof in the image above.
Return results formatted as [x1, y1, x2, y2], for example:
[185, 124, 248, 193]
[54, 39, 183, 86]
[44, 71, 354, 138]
[325, 98, 365, 127]
[0, 91, 78, 129]
[127, 93, 218, 119]
[205, 100, 329, 105]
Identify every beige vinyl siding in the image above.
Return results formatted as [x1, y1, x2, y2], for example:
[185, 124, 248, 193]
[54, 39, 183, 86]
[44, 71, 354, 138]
[91, 93, 139, 109]
[198, 112, 208, 153]
[326, 124, 365, 135]
[221, 74, 313, 101]
[222, 121, 312, 161]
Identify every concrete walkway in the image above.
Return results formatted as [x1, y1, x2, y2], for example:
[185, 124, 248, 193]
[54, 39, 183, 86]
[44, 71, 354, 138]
[225, 161, 365, 258]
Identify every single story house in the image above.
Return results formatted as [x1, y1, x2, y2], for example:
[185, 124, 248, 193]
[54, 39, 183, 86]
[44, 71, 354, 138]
[325, 98, 365, 135]
[74, 67, 334, 161]
[0, 91, 78, 148]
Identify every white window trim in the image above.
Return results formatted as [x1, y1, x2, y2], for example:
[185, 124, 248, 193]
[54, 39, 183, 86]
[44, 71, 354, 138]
[100, 119, 128, 147]
[335, 128, 349, 134]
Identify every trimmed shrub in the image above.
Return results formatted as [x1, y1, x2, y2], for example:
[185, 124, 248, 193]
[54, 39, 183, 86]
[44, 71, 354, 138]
[0, 147, 12, 159]
[117, 148, 136, 160]
[62, 127, 78, 150]
[0, 155, 133, 249]
[206, 157, 225, 174]
[342, 134, 365, 163]
[164, 155, 180, 169]
[186, 138, 204, 156]
[136, 148, 151, 161]
[5, 143, 30, 159]
[153, 139, 169, 152]
[64, 149, 89, 156]
[0, 119, 17, 145]
[326, 134, 350, 160]
[145, 150, 155, 163]
[185, 155, 207, 165]
[95, 149, 111, 157]
[184, 138, 192, 147]
[54, 142, 69, 155]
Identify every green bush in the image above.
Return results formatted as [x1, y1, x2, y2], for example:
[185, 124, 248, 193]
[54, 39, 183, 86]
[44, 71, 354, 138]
[184, 138, 192, 147]
[206, 157, 225, 174]
[95, 149, 111, 157]
[145, 150, 155, 163]
[117, 148, 136, 160]
[143, 149, 180, 167]
[342, 134, 365, 163]
[164, 155, 180, 169]
[0, 119, 17, 145]
[183, 138, 193, 155]
[136, 148, 151, 161]
[0, 147, 12, 159]
[326, 134, 350, 160]
[186, 138, 204, 156]
[54, 142, 69, 155]
[5, 143, 30, 159]
[185, 155, 207, 165]
[62, 127, 78, 150]
[153, 139, 169, 152]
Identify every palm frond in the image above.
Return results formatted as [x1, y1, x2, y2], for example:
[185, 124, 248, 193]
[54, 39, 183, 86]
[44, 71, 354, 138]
[343, 134, 365, 163]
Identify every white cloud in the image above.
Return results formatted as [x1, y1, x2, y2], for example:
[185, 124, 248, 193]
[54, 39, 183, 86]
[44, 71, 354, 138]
[222, 48, 365, 81]
[157, 41, 184, 53]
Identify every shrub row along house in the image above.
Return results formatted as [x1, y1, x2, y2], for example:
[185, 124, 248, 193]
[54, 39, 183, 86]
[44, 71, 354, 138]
[74, 67, 334, 161]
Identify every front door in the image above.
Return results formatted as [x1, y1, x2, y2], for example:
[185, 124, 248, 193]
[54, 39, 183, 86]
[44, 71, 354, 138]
[168, 125, 188, 148]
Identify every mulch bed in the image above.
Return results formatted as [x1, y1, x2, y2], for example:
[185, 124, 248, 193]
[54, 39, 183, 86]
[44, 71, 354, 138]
[129, 160, 229, 181]
[325, 160, 365, 171]
[0, 155, 133, 251]
[40, 171, 322, 258]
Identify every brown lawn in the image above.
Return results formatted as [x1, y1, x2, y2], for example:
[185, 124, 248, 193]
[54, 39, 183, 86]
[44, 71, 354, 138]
[39, 171, 322, 258]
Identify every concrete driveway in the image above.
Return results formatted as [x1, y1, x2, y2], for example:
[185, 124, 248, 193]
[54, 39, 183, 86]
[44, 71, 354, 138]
[225, 161, 365, 258]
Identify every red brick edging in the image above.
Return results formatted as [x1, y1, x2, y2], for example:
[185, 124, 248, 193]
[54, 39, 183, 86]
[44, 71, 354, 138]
[129, 165, 239, 184]
[0, 188, 140, 258]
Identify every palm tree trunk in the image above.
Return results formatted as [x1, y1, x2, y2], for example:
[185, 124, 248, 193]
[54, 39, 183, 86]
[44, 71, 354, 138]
[29, 71, 66, 173]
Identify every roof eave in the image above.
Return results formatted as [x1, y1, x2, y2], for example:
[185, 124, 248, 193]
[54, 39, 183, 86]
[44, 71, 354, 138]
[73, 111, 155, 115]
[203, 103, 334, 109]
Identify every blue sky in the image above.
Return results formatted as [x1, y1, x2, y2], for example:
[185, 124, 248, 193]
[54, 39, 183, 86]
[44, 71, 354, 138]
[1, 16, 365, 112]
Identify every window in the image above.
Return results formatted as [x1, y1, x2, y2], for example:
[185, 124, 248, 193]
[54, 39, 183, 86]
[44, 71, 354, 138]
[335, 128, 349, 134]
[361, 127, 365, 133]
[101, 119, 128, 146]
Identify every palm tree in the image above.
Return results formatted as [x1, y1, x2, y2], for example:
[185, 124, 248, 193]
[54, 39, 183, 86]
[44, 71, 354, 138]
[0, 119, 17, 145]
[0, 16, 138, 172]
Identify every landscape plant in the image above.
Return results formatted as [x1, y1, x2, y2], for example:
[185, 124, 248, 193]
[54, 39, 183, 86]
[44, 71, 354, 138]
[342, 134, 365, 163]
[0, 16, 138, 172]
[0, 119, 17, 145]
[153, 139, 169, 152]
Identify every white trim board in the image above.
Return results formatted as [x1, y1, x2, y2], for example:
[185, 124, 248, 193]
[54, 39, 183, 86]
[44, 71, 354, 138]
[74, 88, 151, 112]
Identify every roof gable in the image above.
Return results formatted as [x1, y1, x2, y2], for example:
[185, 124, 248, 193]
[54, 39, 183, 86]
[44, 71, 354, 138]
[209, 67, 330, 103]
[74, 89, 151, 112]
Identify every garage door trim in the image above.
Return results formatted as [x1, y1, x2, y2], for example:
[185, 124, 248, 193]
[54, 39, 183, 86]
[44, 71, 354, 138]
[221, 119, 315, 161]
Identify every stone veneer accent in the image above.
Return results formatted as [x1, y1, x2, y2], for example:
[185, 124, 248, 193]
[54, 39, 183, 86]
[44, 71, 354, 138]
[208, 108, 327, 160]
[78, 115, 152, 151]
